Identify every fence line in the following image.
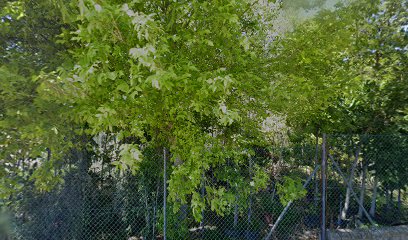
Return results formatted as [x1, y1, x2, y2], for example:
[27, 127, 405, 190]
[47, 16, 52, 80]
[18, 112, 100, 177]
[2, 134, 408, 239]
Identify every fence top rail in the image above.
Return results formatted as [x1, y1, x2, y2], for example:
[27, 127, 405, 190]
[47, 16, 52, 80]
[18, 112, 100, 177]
[327, 133, 408, 137]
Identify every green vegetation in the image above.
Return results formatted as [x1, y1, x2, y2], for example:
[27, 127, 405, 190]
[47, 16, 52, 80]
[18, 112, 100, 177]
[1, 0, 407, 239]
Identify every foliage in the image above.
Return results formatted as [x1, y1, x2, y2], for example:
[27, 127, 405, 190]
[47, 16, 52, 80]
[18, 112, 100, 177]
[1, 0, 408, 236]
[269, 0, 408, 136]
[276, 176, 307, 206]
[52, 0, 279, 220]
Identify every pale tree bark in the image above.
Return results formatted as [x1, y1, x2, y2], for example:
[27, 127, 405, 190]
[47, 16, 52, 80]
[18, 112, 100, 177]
[398, 188, 402, 219]
[369, 176, 378, 218]
[341, 146, 360, 220]
[271, 181, 276, 203]
[385, 188, 391, 211]
[358, 162, 368, 219]
[391, 190, 394, 202]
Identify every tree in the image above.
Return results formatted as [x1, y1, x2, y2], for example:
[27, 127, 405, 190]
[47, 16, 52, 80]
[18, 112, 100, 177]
[267, 2, 360, 137]
[55, 0, 276, 220]
[0, 0, 77, 198]
[268, 0, 407, 224]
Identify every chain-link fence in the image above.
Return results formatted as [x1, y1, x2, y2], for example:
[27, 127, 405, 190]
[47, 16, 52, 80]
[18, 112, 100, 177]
[324, 134, 408, 237]
[2, 134, 407, 239]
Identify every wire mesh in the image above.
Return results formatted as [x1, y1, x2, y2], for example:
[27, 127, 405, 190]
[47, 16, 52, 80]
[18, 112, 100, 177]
[325, 134, 408, 232]
[2, 134, 407, 239]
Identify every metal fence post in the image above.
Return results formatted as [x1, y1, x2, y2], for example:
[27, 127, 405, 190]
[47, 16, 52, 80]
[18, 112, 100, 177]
[163, 147, 167, 240]
[321, 134, 327, 240]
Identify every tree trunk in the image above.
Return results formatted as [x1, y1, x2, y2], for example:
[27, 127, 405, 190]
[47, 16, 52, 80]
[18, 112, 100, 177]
[341, 146, 360, 220]
[234, 195, 239, 228]
[174, 156, 188, 224]
[247, 195, 252, 224]
[391, 190, 394, 206]
[385, 188, 391, 211]
[152, 180, 160, 239]
[247, 157, 253, 225]
[369, 176, 378, 218]
[200, 171, 205, 229]
[358, 162, 367, 219]
[398, 188, 402, 219]
[314, 134, 319, 205]
[163, 147, 167, 240]
[144, 187, 151, 239]
[391, 190, 394, 201]
[271, 181, 276, 202]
